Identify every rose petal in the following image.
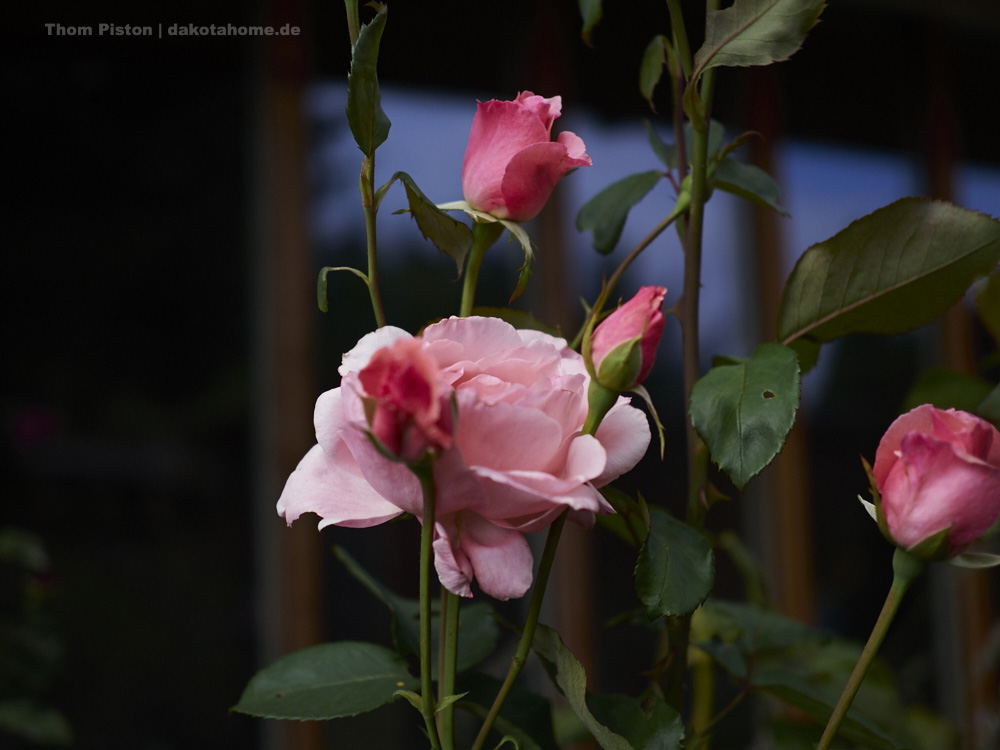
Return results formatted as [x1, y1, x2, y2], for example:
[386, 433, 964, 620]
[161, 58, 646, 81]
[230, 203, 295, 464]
[594, 399, 652, 486]
[277, 444, 403, 529]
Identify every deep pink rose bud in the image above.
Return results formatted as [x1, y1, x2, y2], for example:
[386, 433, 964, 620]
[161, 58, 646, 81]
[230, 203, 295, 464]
[462, 91, 591, 222]
[358, 338, 452, 462]
[873, 404, 1000, 558]
[590, 286, 667, 391]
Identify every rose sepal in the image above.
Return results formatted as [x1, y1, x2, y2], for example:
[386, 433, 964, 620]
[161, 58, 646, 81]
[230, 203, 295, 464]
[594, 335, 643, 392]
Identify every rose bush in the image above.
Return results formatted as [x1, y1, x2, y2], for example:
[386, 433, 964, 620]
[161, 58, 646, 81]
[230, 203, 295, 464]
[873, 404, 1000, 556]
[277, 316, 651, 600]
[462, 91, 591, 222]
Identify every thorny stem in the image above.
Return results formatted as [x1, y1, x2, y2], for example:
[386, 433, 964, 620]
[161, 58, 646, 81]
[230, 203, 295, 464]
[361, 157, 387, 328]
[414, 464, 443, 750]
[437, 589, 459, 750]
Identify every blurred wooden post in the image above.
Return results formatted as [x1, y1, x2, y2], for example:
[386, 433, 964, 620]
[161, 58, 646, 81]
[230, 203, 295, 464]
[923, 19, 996, 749]
[744, 67, 818, 625]
[253, 1, 325, 748]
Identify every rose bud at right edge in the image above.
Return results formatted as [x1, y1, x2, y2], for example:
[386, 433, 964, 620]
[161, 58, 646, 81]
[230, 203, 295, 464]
[872, 404, 1000, 559]
[590, 286, 667, 392]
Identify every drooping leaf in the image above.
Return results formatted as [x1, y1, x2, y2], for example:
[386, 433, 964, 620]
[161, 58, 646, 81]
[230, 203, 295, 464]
[689, 342, 800, 489]
[578, 0, 603, 45]
[588, 693, 684, 750]
[532, 625, 635, 750]
[346, 3, 390, 157]
[577, 171, 663, 255]
[232, 642, 417, 720]
[713, 158, 788, 215]
[692, 0, 825, 78]
[635, 508, 714, 618]
[777, 199, 1000, 354]
[640, 35, 673, 110]
[459, 674, 559, 750]
[317, 265, 370, 312]
[390, 171, 473, 274]
[334, 546, 498, 677]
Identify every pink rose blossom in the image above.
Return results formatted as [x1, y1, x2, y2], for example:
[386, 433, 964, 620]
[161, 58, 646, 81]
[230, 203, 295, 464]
[591, 286, 667, 390]
[462, 91, 591, 222]
[873, 404, 1000, 555]
[358, 337, 452, 462]
[277, 317, 651, 600]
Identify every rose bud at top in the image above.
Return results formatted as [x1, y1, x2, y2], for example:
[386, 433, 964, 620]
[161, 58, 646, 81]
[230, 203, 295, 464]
[462, 91, 591, 222]
[590, 286, 667, 392]
[873, 404, 1000, 558]
[357, 338, 452, 463]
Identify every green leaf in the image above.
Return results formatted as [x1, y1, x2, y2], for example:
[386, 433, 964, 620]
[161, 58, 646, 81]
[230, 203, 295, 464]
[232, 642, 417, 720]
[901, 368, 996, 414]
[578, 0, 603, 45]
[979, 384, 1000, 426]
[639, 35, 672, 110]
[689, 342, 801, 489]
[713, 158, 788, 215]
[692, 0, 825, 78]
[459, 674, 558, 750]
[346, 3, 390, 157]
[0, 701, 73, 746]
[334, 546, 498, 677]
[577, 171, 663, 255]
[532, 625, 635, 750]
[635, 508, 714, 618]
[317, 266, 370, 313]
[390, 171, 473, 274]
[643, 121, 676, 170]
[975, 270, 1000, 347]
[588, 693, 684, 750]
[777, 198, 1000, 353]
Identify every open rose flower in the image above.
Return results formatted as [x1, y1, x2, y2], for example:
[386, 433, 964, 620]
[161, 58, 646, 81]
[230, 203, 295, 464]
[462, 91, 591, 222]
[277, 316, 651, 600]
[591, 286, 667, 391]
[872, 404, 1000, 557]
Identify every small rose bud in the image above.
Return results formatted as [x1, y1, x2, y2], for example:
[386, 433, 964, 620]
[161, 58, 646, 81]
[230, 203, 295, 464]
[462, 91, 591, 222]
[358, 338, 452, 462]
[872, 404, 1000, 559]
[590, 286, 667, 391]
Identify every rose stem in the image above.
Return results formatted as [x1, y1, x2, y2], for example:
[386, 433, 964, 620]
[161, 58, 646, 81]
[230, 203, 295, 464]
[459, 221, 504, 317]
[816, 548, 924, 750]
[414, 462, 443, 750]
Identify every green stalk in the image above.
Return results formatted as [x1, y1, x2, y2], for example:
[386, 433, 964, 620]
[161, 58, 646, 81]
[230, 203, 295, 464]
[470, 396, 609, 750]
[470, 510, 568, 750]
[414, 464, 443, 750]
[437, 589, 460, 750]
[459, 221, 504, 317]
[816, 548, 925, 750]
[360, 156, 387, 328]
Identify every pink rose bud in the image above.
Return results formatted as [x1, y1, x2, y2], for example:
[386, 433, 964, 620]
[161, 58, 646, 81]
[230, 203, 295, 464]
[873, 404, 1000, 558]
[358, 338, 452, 462]
[590, 286, 667, 391]
[462, 91, 591, 222]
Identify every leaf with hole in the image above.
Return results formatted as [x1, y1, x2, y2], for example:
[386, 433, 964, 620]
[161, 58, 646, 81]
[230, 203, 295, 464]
[689, 342, 800, 489]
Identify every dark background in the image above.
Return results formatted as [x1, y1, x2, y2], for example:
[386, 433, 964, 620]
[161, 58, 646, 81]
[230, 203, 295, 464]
[3, 1, 999, 748]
